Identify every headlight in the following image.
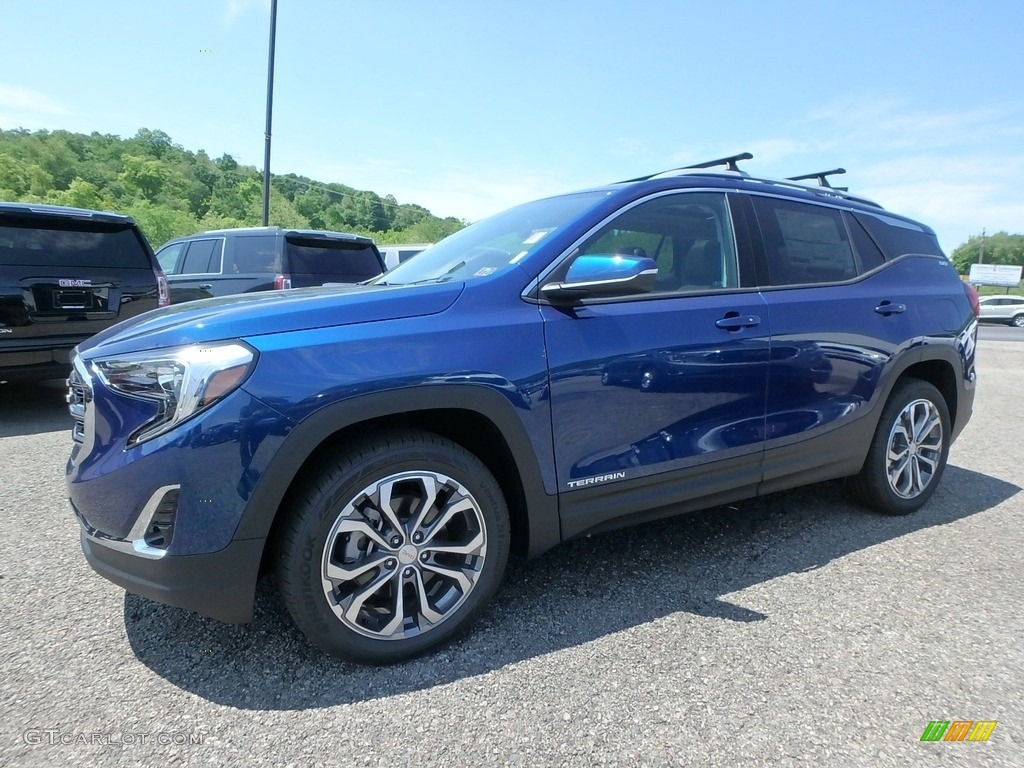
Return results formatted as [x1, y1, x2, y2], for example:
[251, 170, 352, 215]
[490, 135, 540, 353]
[93, 342, 256, 445]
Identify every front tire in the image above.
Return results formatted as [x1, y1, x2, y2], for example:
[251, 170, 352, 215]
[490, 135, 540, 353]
[275, 429, 510, 664]
[1011, 314, 1024, 328]
[848, 378, 950, 515]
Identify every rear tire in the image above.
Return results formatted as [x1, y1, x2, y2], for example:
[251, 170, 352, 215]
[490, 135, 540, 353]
[848, 378, 950, 515]
[275, 429, 510, 664]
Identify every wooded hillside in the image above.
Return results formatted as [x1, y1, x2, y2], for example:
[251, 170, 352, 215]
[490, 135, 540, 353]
[0, 127, 466, 247]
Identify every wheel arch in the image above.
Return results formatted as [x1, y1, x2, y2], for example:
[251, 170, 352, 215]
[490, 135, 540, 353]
[844, 344, 965, 481]
[896, 356, 959, 428]
[241, 385, 560, 573]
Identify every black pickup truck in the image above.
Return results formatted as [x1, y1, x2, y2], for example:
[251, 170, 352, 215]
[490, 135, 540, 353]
[0, 203, 168, 382]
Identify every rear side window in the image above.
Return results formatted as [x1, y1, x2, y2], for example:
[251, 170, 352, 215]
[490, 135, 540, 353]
[179, 239, 222, 274]
[0, 222, 150, 269]
[752, 197, 857, 285]
[854, 211, 943, 259]
[231, 235, 280, 273]
[285, 239, 383, 281]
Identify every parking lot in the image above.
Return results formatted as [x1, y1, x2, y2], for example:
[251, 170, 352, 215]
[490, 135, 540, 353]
[1, 338, 1021, 767]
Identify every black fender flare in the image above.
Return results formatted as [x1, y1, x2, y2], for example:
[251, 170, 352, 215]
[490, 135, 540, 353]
[868, 338, 969, 439]
[234, 384, 561, 557]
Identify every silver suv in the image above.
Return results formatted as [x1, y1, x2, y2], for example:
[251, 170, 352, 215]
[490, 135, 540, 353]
[978, 295, 1024, 327]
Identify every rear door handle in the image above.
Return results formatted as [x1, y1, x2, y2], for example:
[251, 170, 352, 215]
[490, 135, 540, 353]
[715, 314, 761, 330]
[198, 283, 213, 290]
[874, 301, 906, 315]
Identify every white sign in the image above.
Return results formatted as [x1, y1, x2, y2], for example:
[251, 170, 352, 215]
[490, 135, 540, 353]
[969, 263, 1023, 286]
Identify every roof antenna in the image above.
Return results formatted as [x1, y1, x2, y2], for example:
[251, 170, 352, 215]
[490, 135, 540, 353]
[786, 168, 847, 191]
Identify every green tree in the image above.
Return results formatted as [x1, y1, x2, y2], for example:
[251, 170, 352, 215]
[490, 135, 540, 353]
[55, 178, 110, 210]
[295, 189, 329, 228]
[126, 200, 199, 248]
[0, 154, 31, 197]
[131, 128, 175, 158]
[35, 135, 79, 189]
[120, 155, 170, 202]
[267, 187, 311, 229]
[951, 232, 1024, 274]
[390, 201, 430, 231]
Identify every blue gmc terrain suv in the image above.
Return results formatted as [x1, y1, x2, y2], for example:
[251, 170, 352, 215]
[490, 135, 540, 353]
[66, 155, 979, 664]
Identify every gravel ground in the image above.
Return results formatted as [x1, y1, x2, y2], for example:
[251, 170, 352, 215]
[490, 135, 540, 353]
[0, 341, 1021, 767]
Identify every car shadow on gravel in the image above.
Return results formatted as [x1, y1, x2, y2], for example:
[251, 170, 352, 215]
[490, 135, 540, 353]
[123, 464, 1019, 710]
[0, 380, 73, 437]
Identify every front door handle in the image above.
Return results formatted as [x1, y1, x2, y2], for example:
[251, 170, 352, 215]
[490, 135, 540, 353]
[715, 314, 761, 330]
[874, 301, 906, 315]
[198, 283, 213, 291]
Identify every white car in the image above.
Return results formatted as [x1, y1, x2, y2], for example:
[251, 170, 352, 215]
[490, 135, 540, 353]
[377, 243, 431, 271]
[978, 294, 1024, 327]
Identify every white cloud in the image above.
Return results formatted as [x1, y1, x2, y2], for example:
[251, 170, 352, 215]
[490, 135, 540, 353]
[0, 84, 68, 115]
[223, 0, 270, 25]
[292, 154, 580, 223]
[610, 138, 651, 158]
[742, 139, 809, 166]
[728, 98, 1024, 251]
[860, 154, 1024, 251]
[282, 96, 1024, 250]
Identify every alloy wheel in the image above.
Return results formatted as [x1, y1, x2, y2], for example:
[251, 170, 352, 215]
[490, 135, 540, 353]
[885, 398, 944, 499]
[320, 471, 488, 641]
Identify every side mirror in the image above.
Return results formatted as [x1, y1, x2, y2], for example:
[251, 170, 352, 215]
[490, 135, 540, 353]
[541, 253, 658, 302]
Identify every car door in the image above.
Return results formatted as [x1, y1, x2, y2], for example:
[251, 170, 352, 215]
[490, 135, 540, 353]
[161, 238, 227, 303]
[540, 191, 770, 538]
[744, 194, 919, 490]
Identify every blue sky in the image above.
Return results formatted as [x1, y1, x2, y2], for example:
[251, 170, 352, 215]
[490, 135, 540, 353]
[1, 0, 1022, 252]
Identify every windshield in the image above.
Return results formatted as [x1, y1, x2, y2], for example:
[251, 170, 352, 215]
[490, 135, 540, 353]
[378, 190, 610, 285]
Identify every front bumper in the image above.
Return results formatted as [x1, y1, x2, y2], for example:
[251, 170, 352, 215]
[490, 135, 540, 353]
[80, 526, 265, 624]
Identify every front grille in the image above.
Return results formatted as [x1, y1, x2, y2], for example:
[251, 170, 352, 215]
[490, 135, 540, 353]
[66, 358, 92, 443]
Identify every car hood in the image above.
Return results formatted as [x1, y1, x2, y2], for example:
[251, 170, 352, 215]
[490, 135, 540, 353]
[77, 282, 463, 357]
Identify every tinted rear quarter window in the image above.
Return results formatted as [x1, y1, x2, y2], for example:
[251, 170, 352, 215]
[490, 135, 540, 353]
[854, 211, 943, 259]
[231, 235, 280, 273]
[843, 212, 885, 272]
[286, 239, 383, 281]
[0, 222, 151, 269]
[752, 196, 857, 285]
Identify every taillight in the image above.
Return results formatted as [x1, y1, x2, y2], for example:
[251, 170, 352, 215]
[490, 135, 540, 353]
[962, 281, 980, 317]
[273, 274, 292, 290]
[156, 271, 171, 307]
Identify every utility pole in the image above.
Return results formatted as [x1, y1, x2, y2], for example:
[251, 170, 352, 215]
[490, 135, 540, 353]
[261, 0, 278, 227]
[979, 227, 985, 264]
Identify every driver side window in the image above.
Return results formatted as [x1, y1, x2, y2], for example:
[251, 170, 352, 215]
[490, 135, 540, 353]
[576, 192, 739, 296]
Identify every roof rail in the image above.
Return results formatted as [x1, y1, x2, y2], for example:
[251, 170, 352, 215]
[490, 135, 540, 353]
[786, 168, 848, 191]
[615, 157, 883, 209]
[618, 151, 753, 183]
